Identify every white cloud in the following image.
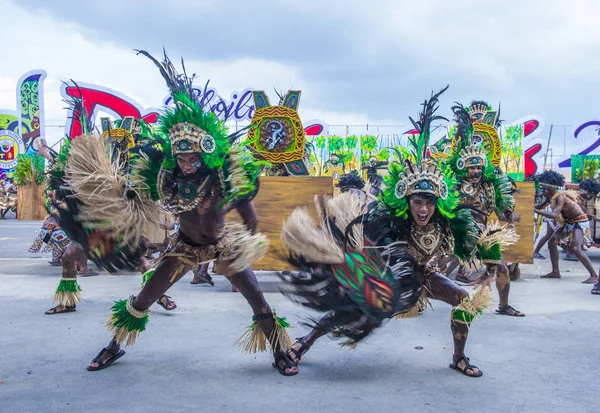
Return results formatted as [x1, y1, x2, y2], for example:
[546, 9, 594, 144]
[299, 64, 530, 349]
[2, 0, 600, 142]
[0, 1, 392, 147]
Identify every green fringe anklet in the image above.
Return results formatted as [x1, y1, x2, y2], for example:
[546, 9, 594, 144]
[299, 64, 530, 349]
[53, 278, 82, 307]
[236, 311, 293, 353]
[451, 286, 493, 325]
[106, 296, 149, 346]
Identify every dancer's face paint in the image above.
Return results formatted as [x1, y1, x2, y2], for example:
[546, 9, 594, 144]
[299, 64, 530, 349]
[467, 165, 483, 184]
[177, 154, 202, 175]
[409, 194, 436, 227]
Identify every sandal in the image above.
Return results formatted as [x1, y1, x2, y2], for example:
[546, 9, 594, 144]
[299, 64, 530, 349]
[533, 252, 545, 259]
[449, 356, 483, 378]
[156, 295, 177, 311]
[87, 347, 126, 371]
[287, 338, 311, 365]
[45, 305, 76, 315]
[495, 305, 525, 317]
[272, 352, 299, 376]
[190, 273, 214, 286]
[592, 284, 600, 295]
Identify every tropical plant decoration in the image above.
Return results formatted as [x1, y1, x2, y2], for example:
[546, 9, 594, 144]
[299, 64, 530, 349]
[360, 135, 378, 156]
[327, 135, 345, 154]
[501, 124, 524, 180]
[13, 154, 45, 186]
[376, 148, 390, 161]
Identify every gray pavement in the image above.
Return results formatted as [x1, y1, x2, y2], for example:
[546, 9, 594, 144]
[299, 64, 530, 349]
[0, 219, 598, 413]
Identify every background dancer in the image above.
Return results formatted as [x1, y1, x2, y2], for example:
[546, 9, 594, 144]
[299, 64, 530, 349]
[535, 174, 598, 284]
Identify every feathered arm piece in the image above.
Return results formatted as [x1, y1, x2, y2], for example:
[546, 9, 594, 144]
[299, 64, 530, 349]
[219, 146, 270, 209]
[488, 168, 516, 213]
[450, 207, 480, 265]
[407, 85, 449, 163]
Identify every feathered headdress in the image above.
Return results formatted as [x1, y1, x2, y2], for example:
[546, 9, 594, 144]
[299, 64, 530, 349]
[136, 49, 245, 170]
[382, 85, 459, 219]
[451, 104, 488, 171]
[450, 102, 515, 213]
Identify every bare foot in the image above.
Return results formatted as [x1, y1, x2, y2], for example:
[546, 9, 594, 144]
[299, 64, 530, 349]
[582, 276, 599, 284]
[541, 271, 561, 279]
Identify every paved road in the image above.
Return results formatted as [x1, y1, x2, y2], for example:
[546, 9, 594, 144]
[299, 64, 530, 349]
[0, 219, 598, 413]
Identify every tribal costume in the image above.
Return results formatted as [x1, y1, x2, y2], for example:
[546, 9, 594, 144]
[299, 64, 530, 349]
[446, 102, 522, 316]
[279, 87, 497, 377]
[535, 172, 599, 286]
[44, 93, 176, 314]
[449, 102, 519, 264]
[0, 181, 17, 218]
[447, 102, 522, 316]
[29, 212, 71, 265]
[549, 189, 593, 248]
[63, 50, 296, 375]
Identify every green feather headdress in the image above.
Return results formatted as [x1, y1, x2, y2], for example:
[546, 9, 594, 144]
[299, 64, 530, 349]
[449, 103, 515, 213]
[382, 86, 459, 219]
[136, 49, 245, 170]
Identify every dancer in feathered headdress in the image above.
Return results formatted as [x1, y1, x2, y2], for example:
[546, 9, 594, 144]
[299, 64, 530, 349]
[280, 86, 494, 377]
[82, 49, 296, 375]
[447, 101, 523, 317]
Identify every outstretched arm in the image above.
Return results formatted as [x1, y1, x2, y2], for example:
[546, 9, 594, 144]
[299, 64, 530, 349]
[535, 195, 565, 219]
[37, 139, 54, 162]
[236, 201, 259, 234]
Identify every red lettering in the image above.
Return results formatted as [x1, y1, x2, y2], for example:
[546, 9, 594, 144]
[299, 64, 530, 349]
[64, 86, 159, 139]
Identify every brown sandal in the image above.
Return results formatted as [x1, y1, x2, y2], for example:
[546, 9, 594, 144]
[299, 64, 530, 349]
[45, 305, 76, 315]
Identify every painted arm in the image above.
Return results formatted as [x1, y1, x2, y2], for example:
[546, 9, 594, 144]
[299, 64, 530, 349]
[535, 195, 564, 220]
[236, 201, 259, 234]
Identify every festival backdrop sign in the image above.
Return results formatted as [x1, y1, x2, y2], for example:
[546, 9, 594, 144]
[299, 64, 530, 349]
[61, 82, 160, 139]
[519, 117, 600, 178]
[0, 70, 46, 181]
[62, 82, 328, 140]
[70, 78, 600, 180]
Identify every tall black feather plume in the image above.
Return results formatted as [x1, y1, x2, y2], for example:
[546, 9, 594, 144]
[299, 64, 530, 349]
[135, 48, 196, 102]
[407, 85, 449, 163]
[62, 80, 94, 138]
[495, 101, 503, 129]
[451, 102, 474, 153]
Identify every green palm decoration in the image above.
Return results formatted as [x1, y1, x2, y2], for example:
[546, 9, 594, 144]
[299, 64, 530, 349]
[14, 154, 45, 186]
